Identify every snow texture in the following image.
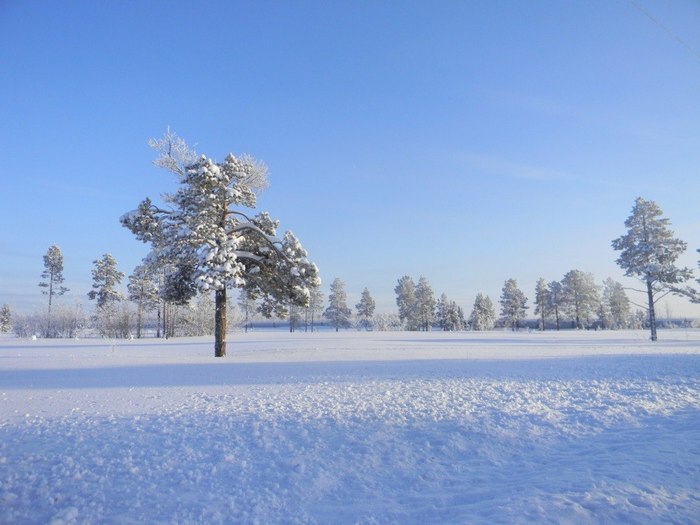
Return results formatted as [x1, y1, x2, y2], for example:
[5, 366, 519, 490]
[1, 330, 699, 524]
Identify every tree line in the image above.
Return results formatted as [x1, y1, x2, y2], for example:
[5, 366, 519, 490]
[0, 136, 697, 348]
[316, 271, 645, 333]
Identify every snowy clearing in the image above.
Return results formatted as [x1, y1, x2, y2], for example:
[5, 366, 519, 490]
[1, 330, 699, 524]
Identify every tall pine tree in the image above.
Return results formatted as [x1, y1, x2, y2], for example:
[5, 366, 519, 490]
[39, 245, 69, 337]
[415, 276, 436, 331]
[88, 253, 125, 337]
[324, 278, 352, 331]
[612, 197, 693, 341]
[560, 270, 599, 330]
[355, 287, 376, 331]
[128, 264, 160, 338]
[534, 278, 549, 331]
[394, 276, 418, 330]
[470, 293, 496, 331]
[499, 279, 528, 330]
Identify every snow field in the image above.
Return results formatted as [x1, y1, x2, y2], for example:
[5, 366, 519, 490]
[1, 330, 699, 524]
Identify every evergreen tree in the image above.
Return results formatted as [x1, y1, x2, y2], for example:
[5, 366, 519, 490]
[436, 293, 465, 331]
[307, 286, 324, 332]
[324, 278, 352, 331]
[88, 254, 125, 308]
[446, 301, 466, 331]
[88, 253, 126, 337]
[499, 279, 528, 330]
[415, 276, 436, 331]
[534, 278, 548, 331]
[612, 197, 694, 341]
[470, 292, 496, 331]
[547, 280, 563, 330]
[122, 130, 319, 356]
[394, 275, 418, 330]
[560, 270, 599, 329]
[355, 287, 376, 331]
[436, 293, 449, 331]
[0, 304, 10, 333]
[39, 245, 69, 337]
[127, 264, 160, 338]
[601, 277, 631, 329]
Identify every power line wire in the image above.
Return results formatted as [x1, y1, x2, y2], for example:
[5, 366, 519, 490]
[629, 0, 700, 62]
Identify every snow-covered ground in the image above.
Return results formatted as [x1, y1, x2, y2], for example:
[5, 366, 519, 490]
[1, 330, 699, 524]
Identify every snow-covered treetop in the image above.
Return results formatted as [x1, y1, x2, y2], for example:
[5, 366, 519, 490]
[612, 197, 693, 289]
[121, 130, 319, 313]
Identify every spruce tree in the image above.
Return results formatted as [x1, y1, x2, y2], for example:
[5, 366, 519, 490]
[324, 278, 352, 331]
[0, 304, 11, 333]
[355, 287, 376, 331]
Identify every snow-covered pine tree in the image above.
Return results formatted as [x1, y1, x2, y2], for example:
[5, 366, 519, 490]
[121, 130, 319, 356]
[534, 278, 548, 331]
[436, 293, 449, 330]
[39, 245, 69, 337]
[87, 253, 126, 337]
[127, 264, 160, 338]
[355, 287, 376, 331]
[88, 254, 125, 308]
[612, 197, 694, 341]
[469, 293, 496, 331]
[394, 275, 418, 331]
[0, 304, 10, 333]
[560, 270, 599, 330]
[601, 277, 631, 329]
[415, 276, 436, 331]
[547, 280, 563, 330]
[457, 305, 467, 330]
[499, 279, 528, 330]
[324, 278, 352, 331]
[436, 293, 465, 331]
[447, 300, 466, 331]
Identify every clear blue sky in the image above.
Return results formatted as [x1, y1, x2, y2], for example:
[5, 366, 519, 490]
[1, 0, 699, 318]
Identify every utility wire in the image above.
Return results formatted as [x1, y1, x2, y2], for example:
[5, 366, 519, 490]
[629, 0, 700, 62]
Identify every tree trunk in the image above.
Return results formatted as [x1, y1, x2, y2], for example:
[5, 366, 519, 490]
[136, 302, 143, 339]
[540, 306, 545, 331]
[156, 305, 161, 338]
[215, 288, 227, 357]
[46, 274, 54, 338]
[163, 302, 168, 339]
[647, 279, 657, 341]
